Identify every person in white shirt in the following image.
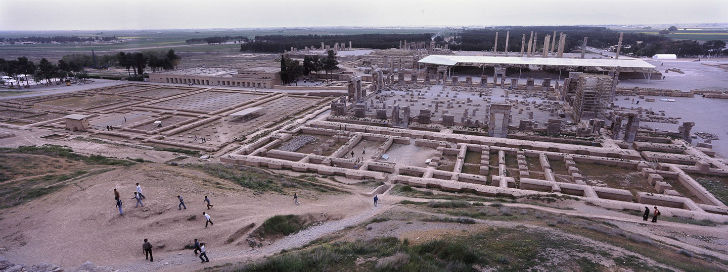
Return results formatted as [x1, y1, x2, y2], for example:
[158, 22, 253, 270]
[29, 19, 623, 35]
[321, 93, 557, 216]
[203, 212, 214, 228]
[198, 243, 209, 263]
[135, 183, 146, 199]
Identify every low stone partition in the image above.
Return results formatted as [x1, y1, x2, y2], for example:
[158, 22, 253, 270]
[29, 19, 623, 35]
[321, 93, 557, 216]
[633, 142, 685, 153]
[557, 182, 591, 197]
[592, 187, 634, 202]
[331, 134, 362, 158]
[571, 155, 638, 168]
[414, 138, 443, 148]
[636, 193, 700, 210]
[330, 157, 356, 169]
[399, 166, 425, 177]
[264, 149, 306, 161]
[300, 126, 339, 136]
[519, 178, 554, 192]
[670, 165, 726, 207]
[222, 154, 385, 181]
[457, 173, 488, 185]
[366, 161, 396, 173]
[699, 204, 728, 215]
[309, 121, 643, 160]
[642, 151, 697, 165]
[492, 175, 516, 188]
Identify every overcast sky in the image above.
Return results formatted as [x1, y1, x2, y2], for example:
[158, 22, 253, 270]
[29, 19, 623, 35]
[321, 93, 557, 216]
[1, 0, 726, 31]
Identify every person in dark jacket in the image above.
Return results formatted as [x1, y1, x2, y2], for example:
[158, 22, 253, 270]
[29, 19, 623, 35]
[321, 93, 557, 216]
[193, 239, 201, 255]
[143, 239, 153, 262]
[642, 206, 650, 221]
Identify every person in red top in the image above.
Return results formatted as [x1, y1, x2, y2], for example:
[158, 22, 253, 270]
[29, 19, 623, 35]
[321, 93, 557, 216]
[651, 206, 660, 223]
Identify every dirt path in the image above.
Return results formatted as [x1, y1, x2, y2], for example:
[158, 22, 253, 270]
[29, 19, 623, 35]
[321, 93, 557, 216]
[115, 196, 389, 272]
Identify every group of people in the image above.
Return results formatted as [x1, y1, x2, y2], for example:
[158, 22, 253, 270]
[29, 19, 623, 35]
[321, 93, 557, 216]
[115, 182, 381, 265]
[643, 206, 661, 222]
[113, 183, 218, 263]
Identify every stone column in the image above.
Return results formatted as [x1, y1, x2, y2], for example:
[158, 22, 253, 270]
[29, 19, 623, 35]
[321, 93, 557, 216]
[520, 34, 526, 56]
[542, 35, 550, 57]
[526, 31, 533, 57]
[532, 32, 538, 56]
[581, 37, 588, 58]
[504, 31, 510, 55]
[493, 32, 498, 54]
[550, 30, 557, 55]
[615, 32, 623, 59]
[557, 33, 566, 58]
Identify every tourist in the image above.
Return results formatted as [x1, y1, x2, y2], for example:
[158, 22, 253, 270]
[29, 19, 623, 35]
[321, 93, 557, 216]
[193, 239, 201, 255]
[204, 196, 213, 209]
[293, 193, 299, 206]
[652, 206, 660, 223]
[373, 195, 378, 207]
[137, 182, 147, 199]
[143, 239, 153, 262]
[351, 151, 354, 157]
[203, 212, 214, 228]
[116, 198, 123, 215]
[133, 192, 144, 208]
[178, 195, 187, 210]
[643, 206, 650, 221]
[199, 243, 210, 263]
[114, 188, 120, 201]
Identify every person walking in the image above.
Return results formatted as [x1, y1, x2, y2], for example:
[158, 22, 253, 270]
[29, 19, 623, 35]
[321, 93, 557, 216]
[143, 239, 153, 262]
[116, 198, 123, 215]
[203, 212, 214, 228]
[204, 196, 213, 210]
[373, 195, 378, 207]
[199, 243, 210, 263]
[652, 206, 660, 223]
[642, 206, 650, 221]
[193, 239, 201, 255]
[136, 183, 146, 199]
[133, 192, 144, 208]
[114, 188, 120, 201]
[293, 193, 299, 206]
[178, 195, 187, 210]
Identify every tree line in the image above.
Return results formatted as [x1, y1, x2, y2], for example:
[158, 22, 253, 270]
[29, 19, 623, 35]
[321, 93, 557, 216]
[240, 33, 433, 53]
[0, 36, 117, 44]
[0, 57, 84, 86]
[0, 49, 181, 85]
[185, 36, 249, 44]
[279, 50, 338, 84]
[451, 26, 727, 57]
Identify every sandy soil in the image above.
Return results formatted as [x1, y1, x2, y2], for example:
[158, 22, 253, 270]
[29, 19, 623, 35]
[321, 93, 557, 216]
[0, 163, 375, 271]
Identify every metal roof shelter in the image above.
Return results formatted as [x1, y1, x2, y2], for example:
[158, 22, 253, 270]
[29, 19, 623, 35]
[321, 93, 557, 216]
[418, 55, 656, 72]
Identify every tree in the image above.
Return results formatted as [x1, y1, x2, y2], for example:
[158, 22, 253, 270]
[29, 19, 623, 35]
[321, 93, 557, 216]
[117, 52, 132, 76]
[302, 55, 321, 75]
[15, 57, 36, 86]
[322, 50, 338, 78]
[668, 26, 678, 32]
[38, 58, 58, 84]
[165, 49, 180, 70]
[132, 52, 147, 77]
[279, 55, 303, 84]
[57, 59, 71, 80]
[0, 58, 7, 75]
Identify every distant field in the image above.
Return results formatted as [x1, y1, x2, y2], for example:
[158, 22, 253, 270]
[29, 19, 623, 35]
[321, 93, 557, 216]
[0, 27, 448, 61]
[633, 29, 728, 41]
